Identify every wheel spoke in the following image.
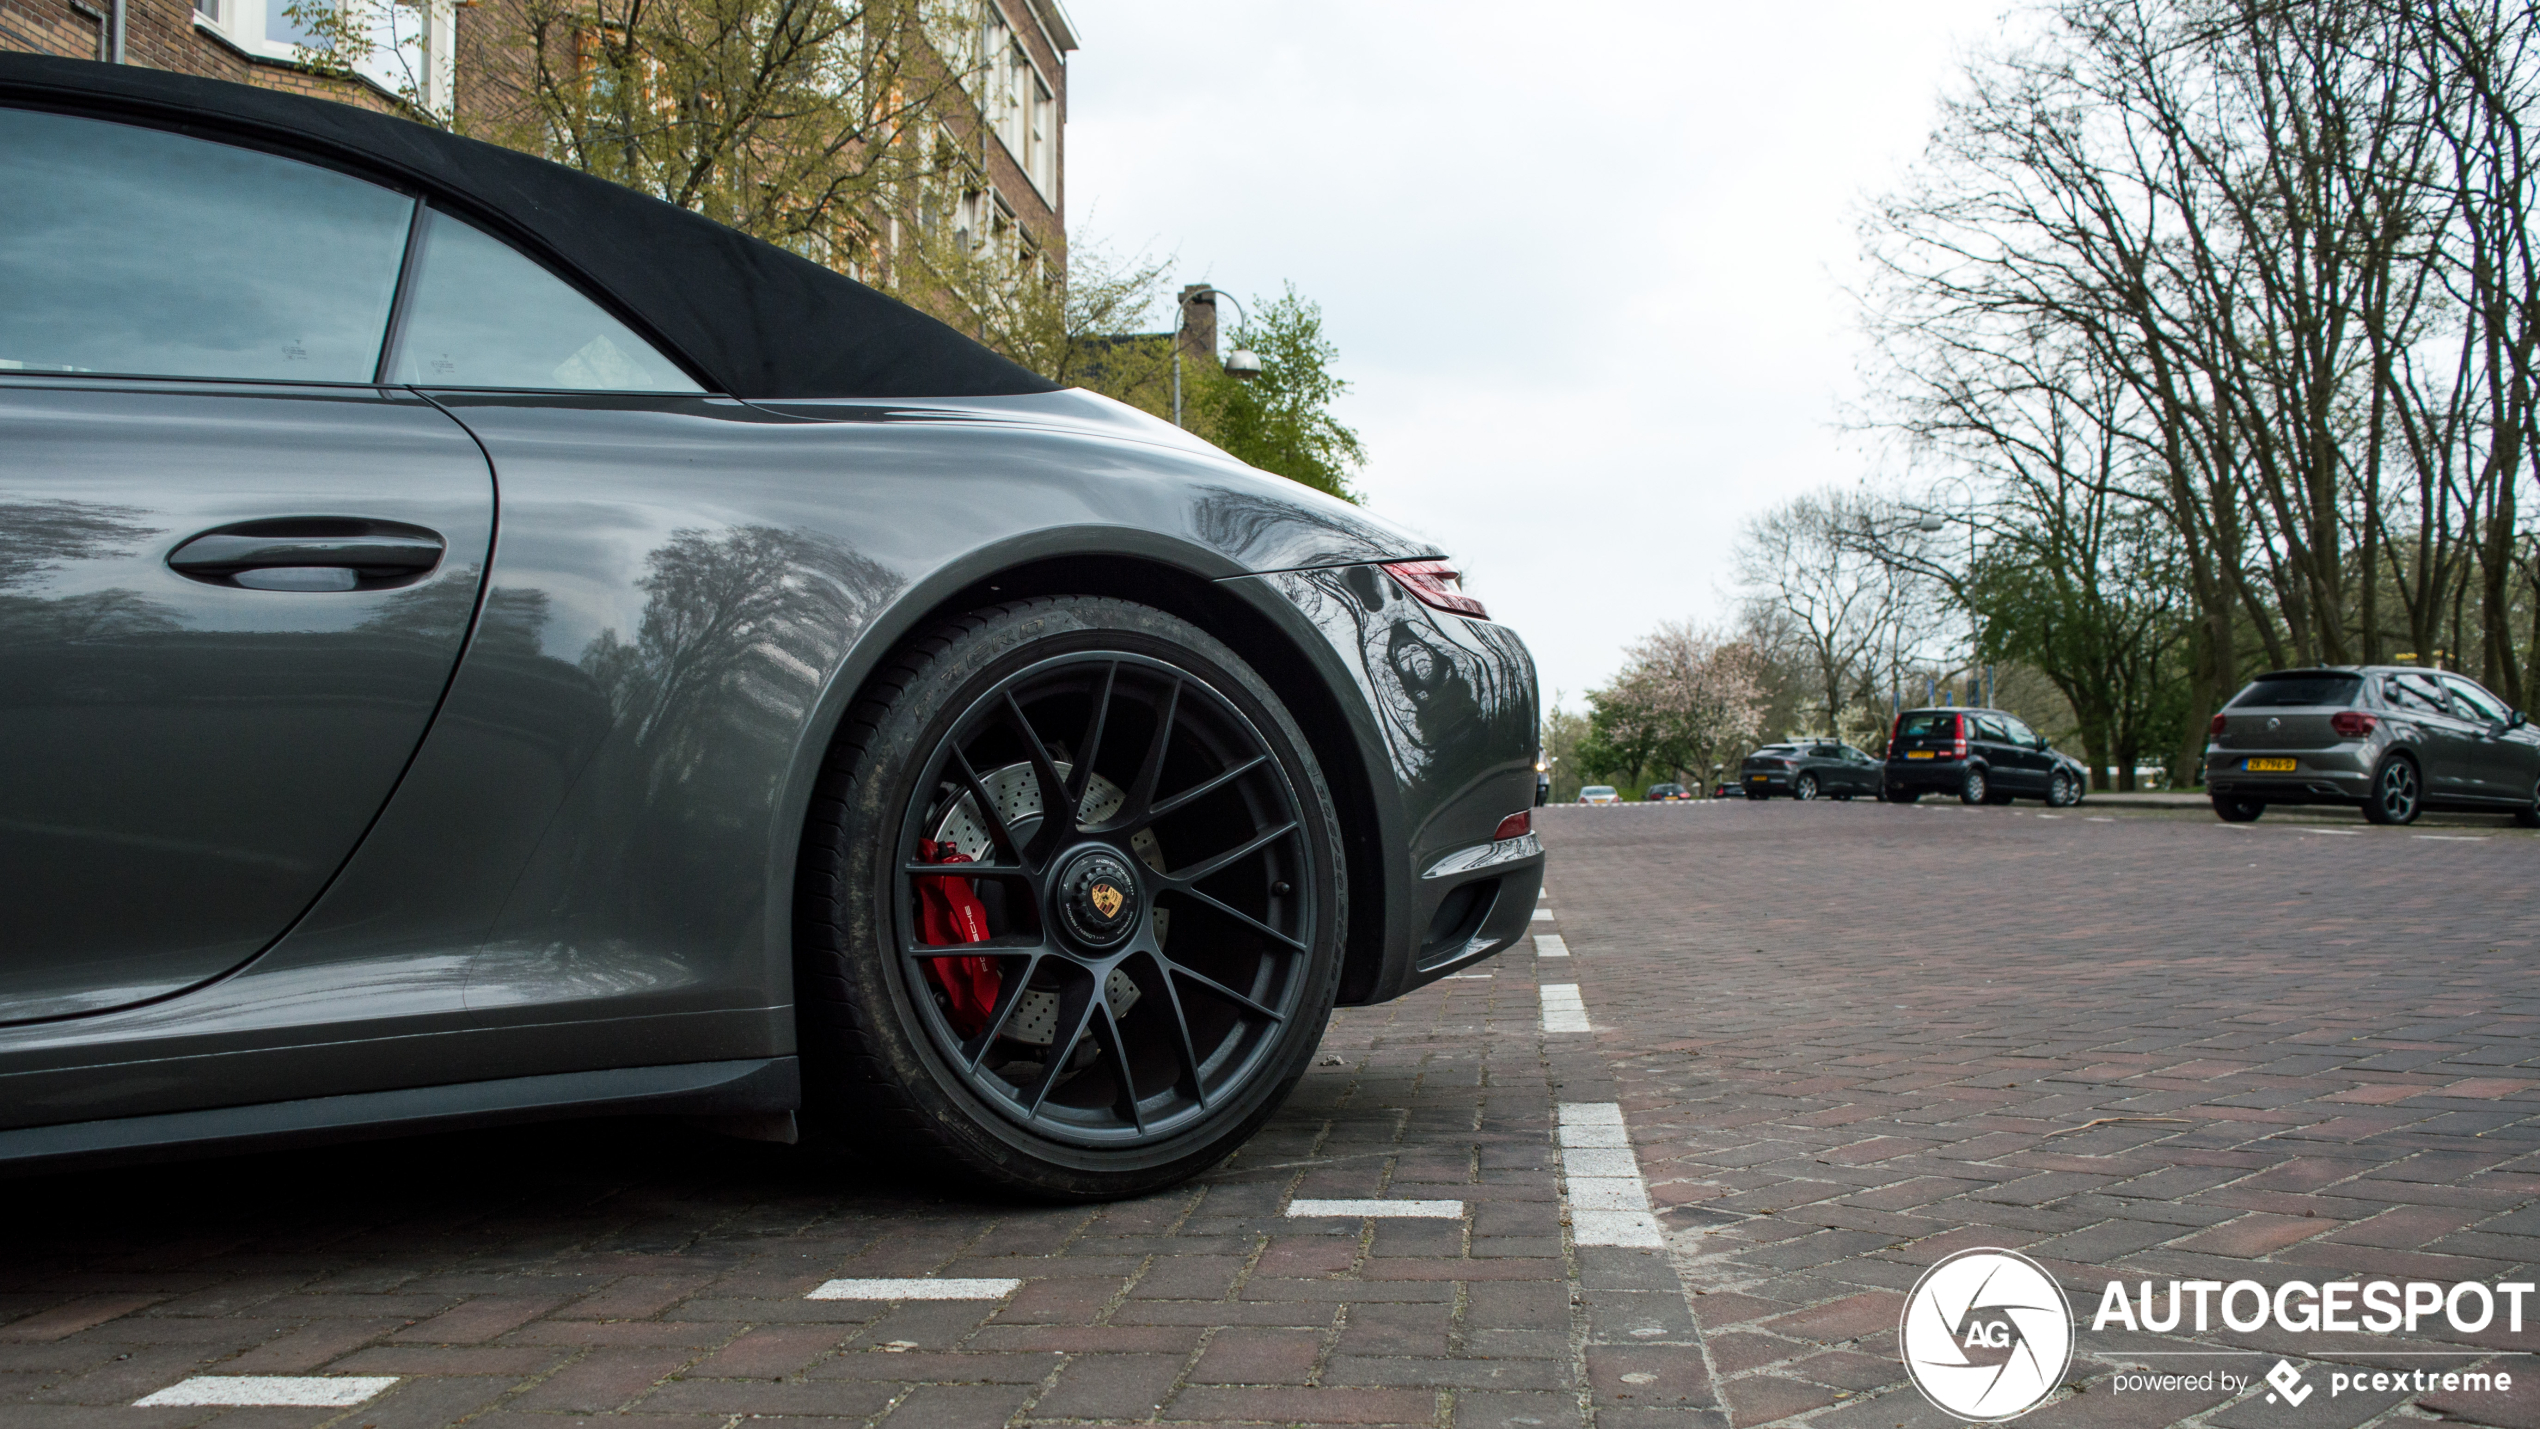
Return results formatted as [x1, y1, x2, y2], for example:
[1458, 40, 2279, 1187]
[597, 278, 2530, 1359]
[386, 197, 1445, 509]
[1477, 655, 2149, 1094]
[1143, 949, 1211, 1109]
[959, 951, 1045, 1069]
[1176, 885, 1309, 953]
[1160, 819, 1299, 889]
[947, 746, 1028, 868]
[1002, 692, 1075, 865]
[1088, 997, 1145, 1132]
[1117, 676, 1183, 825]
[1018, 969, 1101, 1117]
[1143, 754, 1269, 824]
[1168, 961, 1285, 1023]
[1064, 662, 1119, 814]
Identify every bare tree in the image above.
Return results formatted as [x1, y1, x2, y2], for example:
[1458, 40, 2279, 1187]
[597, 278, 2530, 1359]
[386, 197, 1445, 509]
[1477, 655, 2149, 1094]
[1736, 490, 1926, 740]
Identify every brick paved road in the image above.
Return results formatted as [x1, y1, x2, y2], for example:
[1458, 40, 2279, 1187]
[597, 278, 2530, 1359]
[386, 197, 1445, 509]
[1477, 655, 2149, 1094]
[5, 797, 2539, 1428]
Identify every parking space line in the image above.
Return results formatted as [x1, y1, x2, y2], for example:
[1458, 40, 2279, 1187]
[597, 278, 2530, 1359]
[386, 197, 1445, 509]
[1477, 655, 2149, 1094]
[2417, 835, 2487, 841]
[1285, 1199, 1466, 1218]
[1534, 934, 1569, 957]
[1556, 1103, 1662, 1247]
[1531, 907, 1556, 921]
[136, 1377, 399, 1408]
[805, 1278, 1020, 1300]
[1540, 984, 1591, 1032]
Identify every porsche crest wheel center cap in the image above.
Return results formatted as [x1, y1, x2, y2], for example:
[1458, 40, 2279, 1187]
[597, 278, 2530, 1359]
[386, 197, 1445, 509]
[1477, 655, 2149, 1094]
[1055, 850, 1139, 949]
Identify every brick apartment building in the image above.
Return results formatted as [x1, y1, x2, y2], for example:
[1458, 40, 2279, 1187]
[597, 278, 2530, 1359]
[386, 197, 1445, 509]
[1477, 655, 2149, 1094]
[2, 0, 1075, 280]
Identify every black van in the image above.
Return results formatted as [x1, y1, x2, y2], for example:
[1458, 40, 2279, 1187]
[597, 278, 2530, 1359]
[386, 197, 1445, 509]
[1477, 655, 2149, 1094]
[1883, 708, 2088, 807]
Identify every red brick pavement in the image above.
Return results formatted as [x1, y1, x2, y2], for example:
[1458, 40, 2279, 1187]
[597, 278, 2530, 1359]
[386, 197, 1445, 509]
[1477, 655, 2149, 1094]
[0, 905, 1701, 1426]
[6, 797, 2537, 1427]
[1543, 798, 2540, 1428]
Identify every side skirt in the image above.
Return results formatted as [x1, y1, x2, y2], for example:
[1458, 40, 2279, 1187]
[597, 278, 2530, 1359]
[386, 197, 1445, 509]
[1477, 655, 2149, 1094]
[0, 1056, 798, 1176]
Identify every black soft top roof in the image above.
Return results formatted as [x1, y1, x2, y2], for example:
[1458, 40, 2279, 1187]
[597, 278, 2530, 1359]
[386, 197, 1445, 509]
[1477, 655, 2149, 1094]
[0, 53, 1059, 400]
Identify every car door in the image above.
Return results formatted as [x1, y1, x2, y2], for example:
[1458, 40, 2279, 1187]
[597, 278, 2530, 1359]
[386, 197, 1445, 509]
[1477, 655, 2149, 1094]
[2385, 672, 2475, 797]
[0, 106, 494, 1022]
[2441, 675, 2537, 802]
[1994, 715, 2049, 793]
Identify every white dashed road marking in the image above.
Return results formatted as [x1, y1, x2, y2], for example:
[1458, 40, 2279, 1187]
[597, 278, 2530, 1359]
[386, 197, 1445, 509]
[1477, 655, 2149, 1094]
[1540, 983, 1590, 1032]
[1534, 934, 1569, 957]
[1557, 1104, 1663, 1247]
[137, 1377, 399, 1408]
[1531, 907, 1556, 921]
[806, 1278, 1020, 1300]
[1287, 1199, 1466, 1218]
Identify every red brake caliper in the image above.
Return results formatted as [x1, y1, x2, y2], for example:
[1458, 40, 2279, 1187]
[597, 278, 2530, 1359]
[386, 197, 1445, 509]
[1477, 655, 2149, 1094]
[915, 838, 1002, 1036]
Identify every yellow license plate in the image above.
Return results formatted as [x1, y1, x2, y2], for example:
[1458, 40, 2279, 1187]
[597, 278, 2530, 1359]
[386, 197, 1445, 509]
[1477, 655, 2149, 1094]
[2245, 757, 2297, 772]
[1905, 750, 1936, 759]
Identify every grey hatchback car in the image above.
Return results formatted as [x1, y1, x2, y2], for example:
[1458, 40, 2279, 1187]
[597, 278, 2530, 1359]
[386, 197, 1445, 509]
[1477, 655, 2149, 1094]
[2205, 667, 2540, 825]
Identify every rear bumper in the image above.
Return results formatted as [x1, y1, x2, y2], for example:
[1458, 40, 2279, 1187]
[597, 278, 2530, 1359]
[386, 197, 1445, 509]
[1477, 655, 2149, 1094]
[1741, 771, 1791, 793]
[1229, 566, 1541, 1006]
[1884, 758, 1971, 791]
[2203, 747, 2372, 803]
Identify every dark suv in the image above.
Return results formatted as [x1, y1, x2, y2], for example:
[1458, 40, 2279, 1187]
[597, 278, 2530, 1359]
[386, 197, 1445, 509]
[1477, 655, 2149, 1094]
[1883, 708, 2088, 807]
[2206, 666, 2540, 825]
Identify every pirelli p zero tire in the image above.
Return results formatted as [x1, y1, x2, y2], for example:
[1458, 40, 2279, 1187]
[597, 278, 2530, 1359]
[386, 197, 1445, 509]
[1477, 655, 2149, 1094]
[794, 597, 1346, 1201]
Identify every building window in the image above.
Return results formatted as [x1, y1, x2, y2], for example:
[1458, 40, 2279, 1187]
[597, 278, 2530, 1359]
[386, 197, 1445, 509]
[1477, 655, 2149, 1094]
[969, 5, 1056, 204]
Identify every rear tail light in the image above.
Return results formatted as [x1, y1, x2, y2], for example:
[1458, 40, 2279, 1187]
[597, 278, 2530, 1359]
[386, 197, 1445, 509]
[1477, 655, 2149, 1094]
[2331, 710, 2378, 738]
[1381, 560, 1488, 619]
[1952, 714, 1968, 760]
[2209, 712, 2228, 736]
[1889, 713, 1904, 753]
[1492, 810, 1531, 841]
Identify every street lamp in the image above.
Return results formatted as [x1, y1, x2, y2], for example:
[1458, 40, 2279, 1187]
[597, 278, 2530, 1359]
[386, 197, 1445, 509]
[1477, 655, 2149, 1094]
[1912, 477, 1989, 709]
[1171, 287, 1263, 429]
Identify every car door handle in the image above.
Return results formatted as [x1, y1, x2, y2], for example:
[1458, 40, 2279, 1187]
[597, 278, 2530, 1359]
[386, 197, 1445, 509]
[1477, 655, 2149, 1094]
[169, 518, 446, 592]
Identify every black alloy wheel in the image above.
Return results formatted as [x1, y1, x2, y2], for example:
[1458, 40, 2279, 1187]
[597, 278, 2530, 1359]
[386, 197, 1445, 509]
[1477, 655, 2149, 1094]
[2212, 795, 2264, 823]
[2045, 770, 2080, 808]
[794, 598, 1344, 1199]
[2517, 777, 2540, 829]
[1959, 768, 1988, 805]
[2363, 755, 2422, 826]
[1794, 773, 1819, 801]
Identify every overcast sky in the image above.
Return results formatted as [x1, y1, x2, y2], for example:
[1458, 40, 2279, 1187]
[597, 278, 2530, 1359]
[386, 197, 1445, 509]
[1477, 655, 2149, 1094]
[1064, 0, 2008, 709]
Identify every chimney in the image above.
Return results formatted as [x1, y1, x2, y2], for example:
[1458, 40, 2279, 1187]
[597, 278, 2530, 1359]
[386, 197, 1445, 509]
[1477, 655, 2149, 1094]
[1177, 284, 1217, 363]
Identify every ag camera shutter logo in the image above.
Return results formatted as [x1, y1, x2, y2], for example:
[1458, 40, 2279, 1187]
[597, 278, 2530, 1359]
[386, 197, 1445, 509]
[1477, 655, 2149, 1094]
[1901, 1248, 2073, 1421]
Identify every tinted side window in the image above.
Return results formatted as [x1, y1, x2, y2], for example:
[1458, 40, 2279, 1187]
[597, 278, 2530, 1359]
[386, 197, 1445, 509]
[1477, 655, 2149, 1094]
[2000, 716, 2037, 745]
[0, 107, 412, 382]
[1974, 715, 2011, 743]
[2386, 674, 2452, 716]
[2445, 677, 2510, 723]
[389, 209, 702, 392]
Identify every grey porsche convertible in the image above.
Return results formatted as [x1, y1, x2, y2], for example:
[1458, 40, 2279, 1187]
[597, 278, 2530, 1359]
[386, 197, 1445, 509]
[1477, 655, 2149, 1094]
[0, 55, 1543, 1198]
